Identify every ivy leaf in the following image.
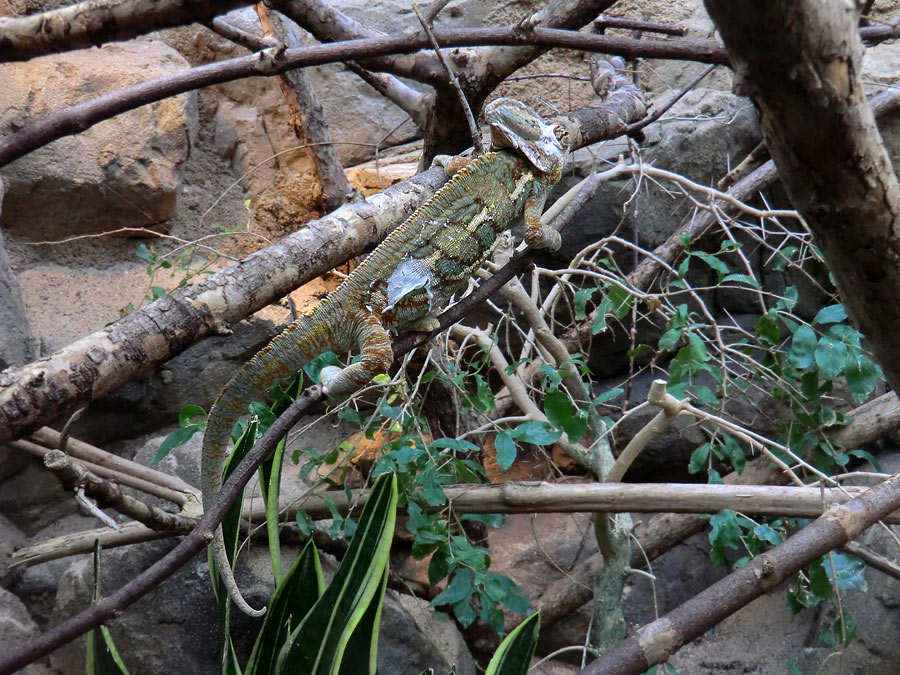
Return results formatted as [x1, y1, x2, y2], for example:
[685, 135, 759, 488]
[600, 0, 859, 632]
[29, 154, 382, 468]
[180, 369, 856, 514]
[788, 325, 817, 369]
[708, 510, 742, 566]
[826, 552, 867, 593]
[688, 442, 710, 474]
[814, 336, 848, 379]
[753, 523, 783, 546]
[722, 434, 746, 474]
[514, 421, 562, 446]
[573, 287, 597, 320]
[813, 304, 847, 325]
[494, 431, 518, 471]
[659, 327, 681, 351]
[844, 354, 879, 400]
[544, 391, 573, 430]
[693, 251, 730, 281]
[432, 570, 474, 607]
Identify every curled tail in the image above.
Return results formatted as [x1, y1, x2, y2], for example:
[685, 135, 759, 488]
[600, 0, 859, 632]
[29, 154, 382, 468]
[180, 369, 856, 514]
[201, 307, 347, 617]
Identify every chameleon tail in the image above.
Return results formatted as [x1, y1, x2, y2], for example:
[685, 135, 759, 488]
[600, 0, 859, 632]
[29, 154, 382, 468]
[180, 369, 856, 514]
[201, 306, 349, 617]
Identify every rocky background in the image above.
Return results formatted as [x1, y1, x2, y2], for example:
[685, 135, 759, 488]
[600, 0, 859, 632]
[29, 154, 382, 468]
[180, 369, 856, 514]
[1, 0, 900, 673]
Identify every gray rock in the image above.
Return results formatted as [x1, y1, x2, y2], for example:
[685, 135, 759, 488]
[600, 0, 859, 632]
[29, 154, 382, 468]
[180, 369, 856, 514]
[0, 511, 27, 583]
[0, 457, 75, 537]
[49, 539, 219, 675]
[0, 587, 55, 675]
[0, 40, 198, 239]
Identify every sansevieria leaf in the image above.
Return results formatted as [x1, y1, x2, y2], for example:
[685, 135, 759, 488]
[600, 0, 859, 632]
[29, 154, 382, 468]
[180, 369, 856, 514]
[275, 472, 398, 674]
[245, 540, 325, 675]
[485, 612, 540, 675]
[86, 540, 130, 675]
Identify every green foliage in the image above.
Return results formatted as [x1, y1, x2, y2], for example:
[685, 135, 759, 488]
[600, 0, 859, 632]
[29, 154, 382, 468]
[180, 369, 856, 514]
[484, 612, 540, 675]
[151, 404, 206, 465]
[87, 541, 130, 675]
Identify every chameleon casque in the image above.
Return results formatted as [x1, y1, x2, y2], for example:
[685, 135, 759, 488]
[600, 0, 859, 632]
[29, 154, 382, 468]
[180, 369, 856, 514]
[201, 98, 571, 617]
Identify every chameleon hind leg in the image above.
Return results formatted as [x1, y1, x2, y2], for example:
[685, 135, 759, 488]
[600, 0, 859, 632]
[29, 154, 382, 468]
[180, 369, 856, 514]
[320, 312, 394, 401]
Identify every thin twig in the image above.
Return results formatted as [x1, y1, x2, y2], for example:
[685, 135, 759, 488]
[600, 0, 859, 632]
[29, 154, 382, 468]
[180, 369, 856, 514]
[412, 2, 482, 153]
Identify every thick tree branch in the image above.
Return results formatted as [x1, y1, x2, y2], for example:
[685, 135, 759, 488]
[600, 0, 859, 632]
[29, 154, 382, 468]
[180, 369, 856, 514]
[703, 1, 900, 393]
[256, 4, 354, 211]
[0, 0, 252, 63]
[582, 474, 900, 674]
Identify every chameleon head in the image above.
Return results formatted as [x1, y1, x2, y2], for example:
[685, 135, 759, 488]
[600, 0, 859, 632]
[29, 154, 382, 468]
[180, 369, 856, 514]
[484, 98, 570, 179]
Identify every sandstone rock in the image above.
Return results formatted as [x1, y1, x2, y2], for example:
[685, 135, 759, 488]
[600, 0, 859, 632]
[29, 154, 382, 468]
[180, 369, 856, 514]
[0, 40, 199, 240]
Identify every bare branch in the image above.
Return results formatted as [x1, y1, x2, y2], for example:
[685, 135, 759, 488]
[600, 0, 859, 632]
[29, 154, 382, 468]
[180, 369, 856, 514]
[0, 26, 719, 169]
[42, 450, 193, 532]
[0, 0, 252, 63]
[582, 474, 900, 674]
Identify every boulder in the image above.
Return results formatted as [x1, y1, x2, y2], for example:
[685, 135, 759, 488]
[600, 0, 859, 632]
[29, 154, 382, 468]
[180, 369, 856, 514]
[0, 40, 198, 240]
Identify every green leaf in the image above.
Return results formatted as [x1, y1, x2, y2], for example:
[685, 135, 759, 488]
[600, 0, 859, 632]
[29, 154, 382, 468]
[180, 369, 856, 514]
[693, 251, 730, 281]
[150, 425, 202, 465]
[276, 473, 397, 674]
[658, 327, 681, 351]
[753, 523, 783, 546]
[813, 304, 847, 325]
[722, 434, 745, 474]
[135, 242, 152, 262]
[543, 391, 573, 430]
[573, 287, 598, 320]
[485, 612, 540, 675]
[772, 246, 798, 272]
[591, 298, 612, 335]
[494, 431, 517, 471]
[295, 510, 315, 537]
[432, 569, 474, 607]
[246, 541, 325, 675]
[754, 312, 780, 347]
[808, 556, 832, 599]
[688, 443, 710, 474]
[87, 541, 130, 675]
[708, 510, 742, 566]
[826, 553, 867, 593]
[722, 273, 760, 288]
[514, 421, 562, 446]
[844, 354, 879, 400]
[303, 351, 341, 384]
[814, 336, 848, 380]
[179, 404, 207, 427]
[788, 325, 817, 369]
[593, 388, 624, 405]
[848, 448, 882, 472]
[607, 284, 633, 319]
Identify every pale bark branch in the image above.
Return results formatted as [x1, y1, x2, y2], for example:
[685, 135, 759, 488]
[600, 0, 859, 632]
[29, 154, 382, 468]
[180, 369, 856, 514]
[0, 0, 251, 63]
[256, 4, 354, 211]
[0, 25, 707, 169]
[13, 480, 900, 569]
[42, 450, 193, 532]
[582, 474, 900, 674]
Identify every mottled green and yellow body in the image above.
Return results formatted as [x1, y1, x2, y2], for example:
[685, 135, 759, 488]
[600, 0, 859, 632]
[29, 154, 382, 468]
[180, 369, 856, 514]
[201, 99, 571, 617]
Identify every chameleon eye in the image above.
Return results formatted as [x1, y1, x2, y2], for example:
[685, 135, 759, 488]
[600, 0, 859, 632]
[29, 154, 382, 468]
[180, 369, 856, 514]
[552, 125, 571, 147]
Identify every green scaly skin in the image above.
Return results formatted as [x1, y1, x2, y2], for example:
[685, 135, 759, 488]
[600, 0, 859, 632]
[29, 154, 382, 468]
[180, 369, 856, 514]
[201, 99, 571, 617]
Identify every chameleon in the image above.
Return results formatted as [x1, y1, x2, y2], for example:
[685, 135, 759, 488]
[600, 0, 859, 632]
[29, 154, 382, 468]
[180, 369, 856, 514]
[201, 98, 571, 617]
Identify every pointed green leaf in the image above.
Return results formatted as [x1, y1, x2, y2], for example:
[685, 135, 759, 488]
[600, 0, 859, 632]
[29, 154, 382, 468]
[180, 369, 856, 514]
[485, 612, 540, 675]
[275, 473, 397, 674]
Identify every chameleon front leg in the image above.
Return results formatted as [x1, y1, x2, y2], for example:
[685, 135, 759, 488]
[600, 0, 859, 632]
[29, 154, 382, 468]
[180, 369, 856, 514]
[319, 311, 394, 401]
[523, 178, 562, 252]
